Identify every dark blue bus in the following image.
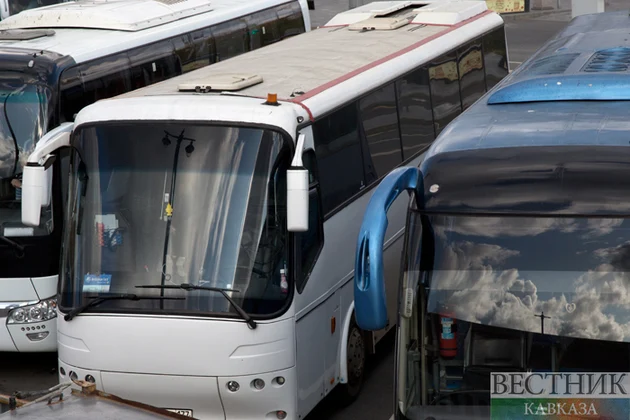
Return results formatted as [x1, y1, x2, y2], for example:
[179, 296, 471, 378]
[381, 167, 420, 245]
[355, 10, 630, 420]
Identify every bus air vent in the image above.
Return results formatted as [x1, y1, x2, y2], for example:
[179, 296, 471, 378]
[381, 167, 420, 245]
[0, 29, 55, 40]
[178, 74, 263, 92]
[581, 47, 630, 73]
[526, 53, 580, 76]
[487, 74, 630, 105]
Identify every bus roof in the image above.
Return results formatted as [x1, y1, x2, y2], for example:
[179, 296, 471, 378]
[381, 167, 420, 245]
[98, 0, 503, 121]
[0, 0, 305, 64]
[417, 11, 630, 216]
[426, 10, 630, 157]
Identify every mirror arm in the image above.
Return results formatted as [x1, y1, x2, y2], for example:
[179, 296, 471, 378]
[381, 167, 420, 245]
[354, 166, 423, 331]
[290, 133, 306, 169]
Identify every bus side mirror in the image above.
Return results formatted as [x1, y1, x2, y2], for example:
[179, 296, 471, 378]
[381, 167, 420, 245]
[287, 133, 309, 232]
[22, 164, 46, 226]
[354, 166, 422, 331]
[21, 122, 74, 227]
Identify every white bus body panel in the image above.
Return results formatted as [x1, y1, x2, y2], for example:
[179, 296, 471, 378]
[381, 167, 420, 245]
[58, 306, 296, 419]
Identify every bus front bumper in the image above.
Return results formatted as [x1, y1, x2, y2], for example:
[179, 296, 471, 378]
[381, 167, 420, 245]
[58, 359, 297, 420]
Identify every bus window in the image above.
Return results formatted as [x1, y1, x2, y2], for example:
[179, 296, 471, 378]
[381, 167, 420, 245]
[483, 26, 509, 90]
[212, 19, 249, 62]
[359, 83, 403, 183]
[396, 67, 434, 160]
[297, 149, 324, 292]
[275, 1, 305, 39]
[171, 34, 197, 74]
[457, 38, 486, 110]
[186, 27, 216, 71]
[429, 51, 463, 136]
[59, 67, 87, 123]
[312, 102, 365, 215]
[128, 40, 182, 88]
[244, 8, 282, 49]
[80, 53, 133, 103]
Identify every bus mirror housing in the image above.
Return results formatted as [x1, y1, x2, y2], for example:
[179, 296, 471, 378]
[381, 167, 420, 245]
[21, 123, 74, 227]
[354, 166, 422, 331]
[287, 133, 309, 232]
[22, 164, 46, 226]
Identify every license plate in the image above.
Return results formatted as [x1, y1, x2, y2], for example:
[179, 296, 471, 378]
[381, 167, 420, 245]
[165, 409, 194, 417]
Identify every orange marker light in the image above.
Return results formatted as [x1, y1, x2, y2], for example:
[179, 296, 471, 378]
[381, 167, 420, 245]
[267, 93, 278, 104]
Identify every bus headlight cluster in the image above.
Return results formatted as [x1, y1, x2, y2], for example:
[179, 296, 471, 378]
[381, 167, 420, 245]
[7, 298, 57, 324]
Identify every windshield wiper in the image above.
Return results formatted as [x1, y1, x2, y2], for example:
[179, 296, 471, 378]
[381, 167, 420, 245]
[0, 235, 25, 257]
[135, 283, 257, 330]
[64, 294, 185, 321]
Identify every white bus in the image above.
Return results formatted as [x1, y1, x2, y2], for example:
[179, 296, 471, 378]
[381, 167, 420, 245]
[20, 1, 507, 418]
[0, 0, 310, 353]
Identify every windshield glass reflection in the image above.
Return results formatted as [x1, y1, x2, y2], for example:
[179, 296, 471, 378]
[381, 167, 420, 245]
[398, 212, 630, 419]
[60, 123, 291, 317]
[425, 215, 630, 341]
[0, 80, 51, 238]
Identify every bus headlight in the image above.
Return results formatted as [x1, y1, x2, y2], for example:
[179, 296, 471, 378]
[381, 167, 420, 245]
[7, 298, 57, 324]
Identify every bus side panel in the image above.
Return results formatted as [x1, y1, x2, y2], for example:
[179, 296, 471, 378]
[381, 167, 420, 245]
[295, 304, 325, 418]
[294, 174, 410, 411]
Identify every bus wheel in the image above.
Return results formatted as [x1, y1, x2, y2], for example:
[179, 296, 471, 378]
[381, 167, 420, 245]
[336, 318, 366, 405]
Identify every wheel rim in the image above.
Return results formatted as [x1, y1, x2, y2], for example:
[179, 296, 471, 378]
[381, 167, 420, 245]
[347, 327, 365, 385]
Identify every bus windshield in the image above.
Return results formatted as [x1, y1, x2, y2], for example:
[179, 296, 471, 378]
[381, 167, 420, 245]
[0, 79, 51, 238]
[59, 123, 291, 318]
[399, 210, 630, 419]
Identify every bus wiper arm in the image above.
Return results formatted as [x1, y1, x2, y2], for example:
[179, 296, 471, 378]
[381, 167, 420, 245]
[0, 235, 25, 256]
[64, 294, 185, 322]
[135, 283, 257, 330]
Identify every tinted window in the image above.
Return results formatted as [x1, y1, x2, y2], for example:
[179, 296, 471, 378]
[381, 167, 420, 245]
[171, 34, 198, 74]
[429, 51, 462, 136]
[275, 1, 306, 39]
[396, 67, 434, 160]
[80, 53, 133, 103]
[212, 19, 249, 62]
[186, 27, 216, 71]
[128, 40, 181, 89]
[457, 38, 486, 110]
[59, 66, 85, 123]
[297, 187, 324, 292]
[296, 149, 323, 292]
[359, 83, 402, 182]
[245, 8, 282, 49]
[302, 148, 318, 184]
[483, 26, 509, 90]
[312, 103, 364, 214]
[58, 147, 71, 214]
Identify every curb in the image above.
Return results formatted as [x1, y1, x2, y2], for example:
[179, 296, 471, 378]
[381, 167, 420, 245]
[500, 8, 571, 21]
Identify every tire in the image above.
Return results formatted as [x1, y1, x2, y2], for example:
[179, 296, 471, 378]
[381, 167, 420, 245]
[335, 317, 366, 406]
